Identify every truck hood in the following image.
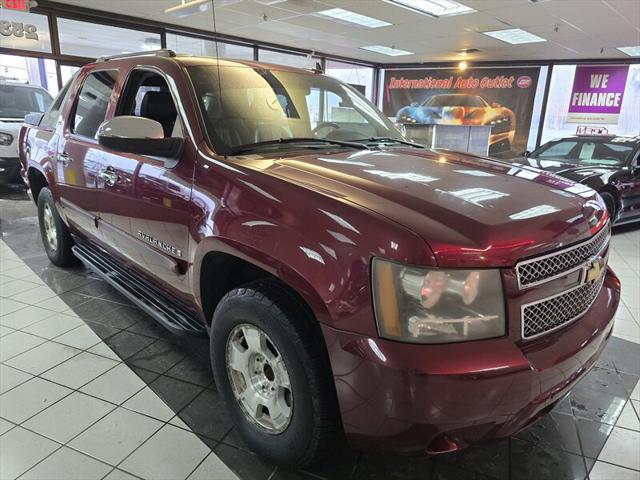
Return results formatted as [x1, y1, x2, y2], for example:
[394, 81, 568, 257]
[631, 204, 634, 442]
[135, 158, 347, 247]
[238, 147, 606, 267]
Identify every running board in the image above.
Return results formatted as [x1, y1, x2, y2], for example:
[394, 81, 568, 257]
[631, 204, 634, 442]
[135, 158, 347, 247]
[72, 241, 206, 336]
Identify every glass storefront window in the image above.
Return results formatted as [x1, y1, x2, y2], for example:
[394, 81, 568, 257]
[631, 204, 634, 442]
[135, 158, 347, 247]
[166, 33, 253, 60]
[60, 64, 80, 86]
[526, 65, 548, 151]
[326, 60, 374, 101]
[541, 64, 640, 144]
[0, 9, 52, 53]
[57, 18, 161, 59]
[0, 54, 58, 95]
[258, 49, 316, 69]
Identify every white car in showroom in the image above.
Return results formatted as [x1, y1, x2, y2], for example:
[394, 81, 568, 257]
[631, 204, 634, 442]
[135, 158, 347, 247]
[0, 79, 52, 184]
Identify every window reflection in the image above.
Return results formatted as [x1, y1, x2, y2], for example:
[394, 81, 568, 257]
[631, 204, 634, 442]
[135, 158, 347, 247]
[365, 170, 438, 183]
[299, 246, 324, 264]
[448, 188, 509, 205]
[453, 169, 495, 177]
[509, 205, 560, 220]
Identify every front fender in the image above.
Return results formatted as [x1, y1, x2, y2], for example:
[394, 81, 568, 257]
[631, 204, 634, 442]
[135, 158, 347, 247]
[190, 156, 434, 337]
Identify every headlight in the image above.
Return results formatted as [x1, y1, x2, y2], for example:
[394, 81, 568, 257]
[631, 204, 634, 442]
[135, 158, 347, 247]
[0, 132, 13, 146]
[372, 258, 505, 343]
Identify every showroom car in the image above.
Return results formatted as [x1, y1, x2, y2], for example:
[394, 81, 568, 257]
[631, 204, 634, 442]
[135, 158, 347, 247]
[521, 135, 640, 226]
[20, 49, 618, 466]
[396, 93, 516, 153]
[1, 1, 639, 480]
[0, 79, 52, 183]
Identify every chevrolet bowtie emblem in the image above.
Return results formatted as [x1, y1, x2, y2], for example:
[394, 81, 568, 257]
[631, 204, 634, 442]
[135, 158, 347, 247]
[584, 258, 603, 284]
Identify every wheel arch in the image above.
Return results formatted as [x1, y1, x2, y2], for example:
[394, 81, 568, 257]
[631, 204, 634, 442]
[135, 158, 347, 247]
[27, 166, 49, 204]
[193, 237, 332, 329]
[598, 186, 620, 218]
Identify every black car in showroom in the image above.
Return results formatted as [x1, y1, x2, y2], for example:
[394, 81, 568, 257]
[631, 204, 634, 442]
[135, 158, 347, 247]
[522, 135, 640, 225]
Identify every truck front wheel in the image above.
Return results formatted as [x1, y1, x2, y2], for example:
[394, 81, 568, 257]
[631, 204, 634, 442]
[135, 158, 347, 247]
[210, 280, 342, 467]
[37, 187, 77, 267]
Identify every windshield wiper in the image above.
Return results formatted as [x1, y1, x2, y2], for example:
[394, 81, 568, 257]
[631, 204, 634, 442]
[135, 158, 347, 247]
[230, 138, 369, 155]
[354, 137, 425, 148]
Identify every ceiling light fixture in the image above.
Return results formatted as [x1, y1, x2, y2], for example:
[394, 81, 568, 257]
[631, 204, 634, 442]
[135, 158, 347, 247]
[254, 0, 288, 5]
[617, 45, 640, 57]
[456, 48, 480, 55]
[164, 0, 210, 18]
[360, 45, 414, 56]
[318, 8, 392, 28]
[384, 0, 475, 18]
[483, 28, 546, 44]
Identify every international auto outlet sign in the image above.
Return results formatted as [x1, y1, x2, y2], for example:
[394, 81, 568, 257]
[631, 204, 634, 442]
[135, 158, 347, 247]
[567, 65, 629, 124]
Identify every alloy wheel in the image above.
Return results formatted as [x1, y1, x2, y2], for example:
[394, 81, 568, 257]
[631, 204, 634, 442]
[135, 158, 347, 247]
[42, 203, 58, 252]
[225, 323, 293, 434]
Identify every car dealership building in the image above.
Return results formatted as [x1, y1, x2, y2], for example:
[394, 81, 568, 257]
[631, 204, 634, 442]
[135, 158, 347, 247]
[0, 1, 639, 479]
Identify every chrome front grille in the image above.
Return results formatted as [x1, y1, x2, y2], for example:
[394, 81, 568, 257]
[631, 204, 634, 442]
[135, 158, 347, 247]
[516, 225, 610, 289]
[521, 273, 605, 340]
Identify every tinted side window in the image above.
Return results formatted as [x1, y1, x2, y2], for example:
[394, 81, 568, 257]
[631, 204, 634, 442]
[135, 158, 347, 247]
[72, 70, 118, 139]
[536, 141, 578, 158]
[40, 75, 76, 130]
[116, 70, 180, 138]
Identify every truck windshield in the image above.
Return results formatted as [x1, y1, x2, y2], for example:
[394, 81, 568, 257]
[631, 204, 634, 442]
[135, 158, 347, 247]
[0, 84, 53, 119]
[188, 64, 404, 155]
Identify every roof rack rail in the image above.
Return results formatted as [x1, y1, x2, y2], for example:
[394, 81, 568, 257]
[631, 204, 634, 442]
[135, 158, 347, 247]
[98, 49, 176, 62]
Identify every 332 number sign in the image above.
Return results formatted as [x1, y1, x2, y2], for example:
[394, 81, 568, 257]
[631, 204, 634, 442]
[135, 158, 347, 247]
[0, 21, 39, 40]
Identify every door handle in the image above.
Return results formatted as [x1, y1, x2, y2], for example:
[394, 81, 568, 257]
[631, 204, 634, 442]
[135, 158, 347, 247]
[58, 152, 73, 167]
[98, 166, 119, 187]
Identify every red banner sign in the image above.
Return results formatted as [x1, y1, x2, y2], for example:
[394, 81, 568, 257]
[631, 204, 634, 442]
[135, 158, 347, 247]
[3, 0, 30, 11]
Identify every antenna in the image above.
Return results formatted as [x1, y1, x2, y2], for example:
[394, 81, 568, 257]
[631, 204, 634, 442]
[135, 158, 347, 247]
[209, 0, 226, 156]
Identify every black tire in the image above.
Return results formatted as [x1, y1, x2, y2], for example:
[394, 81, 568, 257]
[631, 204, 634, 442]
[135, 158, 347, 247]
[37, 187, 77, 267]
[210, 280, 342, 467]
[599, 191, 617, 223]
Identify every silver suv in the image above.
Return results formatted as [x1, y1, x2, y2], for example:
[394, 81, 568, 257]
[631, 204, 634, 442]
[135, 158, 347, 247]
[0, 79, 52, 184]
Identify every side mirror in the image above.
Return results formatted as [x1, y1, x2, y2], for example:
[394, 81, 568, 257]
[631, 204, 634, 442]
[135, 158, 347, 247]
[97, 116, 183, 159]
[24, 112, 44, 126]
[522, 150, 530, 157]
[491, 102, 501, 108]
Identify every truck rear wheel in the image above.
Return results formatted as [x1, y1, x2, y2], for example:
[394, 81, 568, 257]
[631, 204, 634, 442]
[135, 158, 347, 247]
[210, 280, 341, 467]
[37, 187, 77, 267]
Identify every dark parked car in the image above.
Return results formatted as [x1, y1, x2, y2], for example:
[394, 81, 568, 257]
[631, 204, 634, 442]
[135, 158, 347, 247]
[19, 50, 619, 467]
[523, 135, 640, 225]
[396, 93, 516, 153]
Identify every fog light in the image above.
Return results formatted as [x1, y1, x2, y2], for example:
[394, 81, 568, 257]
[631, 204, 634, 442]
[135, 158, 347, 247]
[0, 132, 13, 146]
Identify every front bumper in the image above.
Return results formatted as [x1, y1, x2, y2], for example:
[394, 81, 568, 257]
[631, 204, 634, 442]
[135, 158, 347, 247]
[322, 267, 620, 454]
[0, 157, 21, 184]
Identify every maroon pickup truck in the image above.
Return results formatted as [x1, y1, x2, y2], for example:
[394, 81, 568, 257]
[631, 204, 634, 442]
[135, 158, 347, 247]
[19, 50, 620, 467]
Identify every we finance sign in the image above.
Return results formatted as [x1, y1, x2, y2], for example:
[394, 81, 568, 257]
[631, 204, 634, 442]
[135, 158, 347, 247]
[567, 65, 629, 124]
